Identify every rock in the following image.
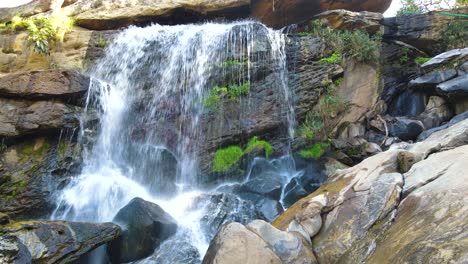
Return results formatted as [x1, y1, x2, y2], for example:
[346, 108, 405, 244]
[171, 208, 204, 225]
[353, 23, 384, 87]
[0, 137, 83, 220]
[409, 69, 457, 90]
[384, 9, 468, 54]
[0, 0, 55, 23]
[246, 220, 317, 264]
[196, 193, 258, 240]
[421, 47, 468, 71]
[417, 111, 468, 141]
[0, 220, 121, 263]
[363, 145, 468, 263]
[107, 197, 177, 263]
[239, 175, 283, 200]
[0, 235, 32, 263]
[364, 142, 382, 154]
[417, 96, 453, 129]
[143, 234, 200, 264]
[436, 74, 468, 98]
[0, 213, 10, 225]
[388, 116, 425, 141]
[314, 10, 383, 33]
[282, 178, 309, 208]
[251, 0, 391, 28]
[323, 157, 349, 176]
[387, 90, 427, 117]
[236, 192, 283, 222]
[202, 222, 282, 264]
[0, 70, 90, 102]
[0, 98, 81, 138]
[63, 0, 250, 30]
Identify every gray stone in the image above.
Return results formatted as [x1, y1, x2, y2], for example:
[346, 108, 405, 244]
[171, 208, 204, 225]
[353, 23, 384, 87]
[409, 69, 457, 89]
[436, 74, 468, 98]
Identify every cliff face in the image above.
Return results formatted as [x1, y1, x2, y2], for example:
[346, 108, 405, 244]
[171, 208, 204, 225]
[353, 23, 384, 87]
[1, 2, 468, 263]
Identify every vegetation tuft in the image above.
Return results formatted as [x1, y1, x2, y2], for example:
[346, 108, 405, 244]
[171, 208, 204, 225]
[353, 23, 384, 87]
[203, 82, 250, 108]
[212, 136, 273, 172]
[0, 13, 74, 56]
[298, 143, 330, 159]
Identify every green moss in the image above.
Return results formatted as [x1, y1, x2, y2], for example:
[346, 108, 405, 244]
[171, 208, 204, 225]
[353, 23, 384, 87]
[414, 57, 431, 65]
[298, 143, 329, 159]
[399, 47, 410, 64]
[219, 59, 247, 68]
[212, 136, 274, 172]
[212, 146, 244, 172]
[20, 141, 50, 160]
[244, 136, 273, 158]
[58, 141, 69, 157]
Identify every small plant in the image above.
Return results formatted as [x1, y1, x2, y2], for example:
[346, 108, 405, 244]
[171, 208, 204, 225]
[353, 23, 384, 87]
[212, 136, 273, 172]
[320, 51, 342, 65]
[399, 47, 410, 64]
[298, 113, 324, 141]
[96, 37, 110, 48]
[298, 143, 329, 159]
[442, 21, 468, 50]
[203, 82, 250, 108]
[219, 58, 247, 68]
[414, 57, 431, 65]
[1, 13, 74, 56]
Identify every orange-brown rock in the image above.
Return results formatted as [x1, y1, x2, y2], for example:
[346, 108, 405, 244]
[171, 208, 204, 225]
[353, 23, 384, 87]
[251, 0, 393, 28]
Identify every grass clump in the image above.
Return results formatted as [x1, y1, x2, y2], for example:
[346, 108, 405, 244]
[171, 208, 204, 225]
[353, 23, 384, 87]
[203, 82, 250, 108]
[399, 47, 410, 64]
[96, 37, 110, 48]
[320, 51, 342, 65]
[1, 13, 74, 56]
[212, 136, 273, 172]
[298, 143, 329, 159]
[307, 19, 382, 64]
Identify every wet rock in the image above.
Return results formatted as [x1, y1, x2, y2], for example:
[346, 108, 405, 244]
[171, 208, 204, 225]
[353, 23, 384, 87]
[0, 213, 9, 225]
[436, 74, 468, 98]
[198, 193, 258, 240]
[235, 192, 283, 222]
[0, 136, 83, 220]
[0, 98, 81, 138]
[108, 197, 178, 263]
[239, 175, 283, 200]
[409, 69, 457, 90]
[314, 10, 383, 33]
[251, 0, 391, 28]
[387, 90, 426, 117]
[142, 234, 200, 264]
[0, 220, 121, 263]
[388, 117, 425, 141]
[202, 222, 282, 264]
[282, 178, 309, 208]
[0, 70, 90, 102]
[246, 220, 317, 264]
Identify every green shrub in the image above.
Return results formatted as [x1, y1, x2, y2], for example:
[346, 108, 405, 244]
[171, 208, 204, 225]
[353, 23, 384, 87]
[212, 146, 244, 172]
[244, 136, 273, 158]
[212, 136, 273, 172]
[298, 143, 329, 159]
[399, 47, 410, 64]
[1, 14, 74, 56]
[414, 57, 431, 65]
[298, 113, 324, 141]
[442, 21, 468, 50]
[308, 19, 381, 64]
[320, 51, 342, 65]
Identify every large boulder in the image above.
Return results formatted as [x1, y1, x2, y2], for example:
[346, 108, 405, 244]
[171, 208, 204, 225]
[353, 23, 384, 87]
[408, 69, 457, 90]
[314, 10, 384, 33]
[0, 220, 121, 263]
[436, 74, 468, 98]
[251, 0, 391, 28]
[107, 197, 177, 263]
[384, 8, 468, 55]
[62, 0, 250, 30]
[0, 70, 90, 102]
[202, 222, 282, 264]
[272, 118, 468, 263]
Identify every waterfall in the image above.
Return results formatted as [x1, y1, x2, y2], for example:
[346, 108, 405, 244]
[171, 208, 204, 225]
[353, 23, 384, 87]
[52, 21, 300, 262]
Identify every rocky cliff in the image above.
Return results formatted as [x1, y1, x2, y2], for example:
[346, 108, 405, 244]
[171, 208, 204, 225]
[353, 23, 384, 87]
[1, 1, 468, 263]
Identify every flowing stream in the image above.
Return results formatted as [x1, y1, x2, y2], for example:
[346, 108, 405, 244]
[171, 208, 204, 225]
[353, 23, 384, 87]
[51, 21, 318, 263]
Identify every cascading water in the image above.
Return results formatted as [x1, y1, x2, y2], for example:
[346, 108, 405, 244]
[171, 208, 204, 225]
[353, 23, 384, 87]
[52, 21, 320, 263]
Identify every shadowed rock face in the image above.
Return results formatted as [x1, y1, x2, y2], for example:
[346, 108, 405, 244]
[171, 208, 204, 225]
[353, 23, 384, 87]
[0, 220, 121, 264]
[251, 0, 392, 28]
